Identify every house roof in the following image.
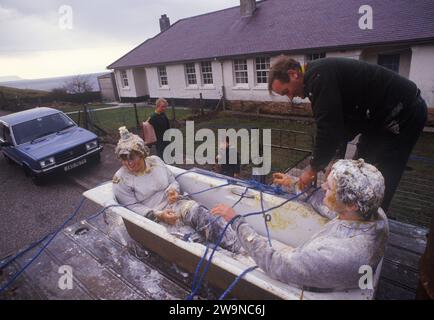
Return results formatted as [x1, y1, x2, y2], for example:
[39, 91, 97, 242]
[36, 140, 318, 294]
[108, 0, 434, 69]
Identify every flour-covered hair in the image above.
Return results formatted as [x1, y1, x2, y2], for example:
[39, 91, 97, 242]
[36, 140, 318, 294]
[331, 159, 385, 220]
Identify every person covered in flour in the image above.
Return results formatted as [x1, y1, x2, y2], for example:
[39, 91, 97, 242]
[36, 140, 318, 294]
[212, 159, 389, 290]
[112, 126, 243, 253]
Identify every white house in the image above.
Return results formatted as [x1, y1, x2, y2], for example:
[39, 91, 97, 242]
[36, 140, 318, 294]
[108, 0, 434, 111]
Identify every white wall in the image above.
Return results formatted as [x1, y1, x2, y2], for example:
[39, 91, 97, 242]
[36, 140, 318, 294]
[327, 49, 362, 60]
[114, 69, 137, 98]
[115, 68, 150, 99]
[361, 46, 412, 78]
[146, 61, 223, 100]
[409, 45, 434, 107]
[117, 45, 434, 108]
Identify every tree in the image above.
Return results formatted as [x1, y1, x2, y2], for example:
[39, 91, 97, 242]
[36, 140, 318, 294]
[63, 75, 94, 94]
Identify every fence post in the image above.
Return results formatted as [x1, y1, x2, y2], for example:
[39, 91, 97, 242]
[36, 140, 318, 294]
[77, 110, 81, 127]
[133, 103, 140, 132]
[83, 105, 89, 130]
[199, 93, 204, 116]
[171, 98, 176, 121]
[221, 86, 226, 111]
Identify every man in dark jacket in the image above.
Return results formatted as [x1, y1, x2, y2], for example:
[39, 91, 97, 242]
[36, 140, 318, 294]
[269, 56, 427, 214]
[149, 98, 171, 160]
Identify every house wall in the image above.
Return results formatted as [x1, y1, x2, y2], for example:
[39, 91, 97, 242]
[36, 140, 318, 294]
[409, 44, 434, 108]
[115, 44, 434, 109]
[114, 69, 137, 98]
[146, 61, 223, 101]
[361, 46, 412, 78]
[326, 49, 362, 60]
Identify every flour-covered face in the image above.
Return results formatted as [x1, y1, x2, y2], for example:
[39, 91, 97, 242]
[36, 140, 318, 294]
[322, 175, 347, 213]
[121, 151, 145, 174]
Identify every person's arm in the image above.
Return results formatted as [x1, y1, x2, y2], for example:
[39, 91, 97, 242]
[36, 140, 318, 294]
[308, 69, 345, 172]
[232, 218, 352, 289]
[112, 179, 163, 221]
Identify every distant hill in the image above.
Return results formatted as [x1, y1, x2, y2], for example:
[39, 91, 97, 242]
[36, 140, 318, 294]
[0, 72, 108, 92]
[0, 76, 23, 82]
[0, 86, 49, 99]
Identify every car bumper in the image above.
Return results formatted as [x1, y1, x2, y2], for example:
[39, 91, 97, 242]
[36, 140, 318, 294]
[32, 146, 103, 175]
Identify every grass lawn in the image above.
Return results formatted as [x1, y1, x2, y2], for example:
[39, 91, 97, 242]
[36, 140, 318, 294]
[68, 105, 194, 135]
[56, 103, 113, 113]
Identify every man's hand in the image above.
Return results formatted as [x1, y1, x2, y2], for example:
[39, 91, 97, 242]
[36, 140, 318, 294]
[211, 204, 237, 222]
[298, 166, 317, 190]
[272, 172, 293, 188]
[167, 189, 179, 205]
[159, 209, 179, 225]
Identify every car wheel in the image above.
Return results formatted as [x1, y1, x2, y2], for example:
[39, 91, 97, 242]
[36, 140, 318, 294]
[23, 165, 45, 186]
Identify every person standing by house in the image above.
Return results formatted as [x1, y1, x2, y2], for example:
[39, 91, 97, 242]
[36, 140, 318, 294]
[215, 137, 241, 178]
[268, 56, 427, 216]
[149, 98, 171, 160]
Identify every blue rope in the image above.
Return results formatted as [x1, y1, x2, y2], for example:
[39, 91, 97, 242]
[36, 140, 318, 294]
[0, 233, 52, 271]
[186, 188, 311, 300]
[218, 265, 258, 300]
[0, 197, 87, 295]
[231, 187, 249, 209]
[0, 194, 161, 293]
[260, 191, 272, 248]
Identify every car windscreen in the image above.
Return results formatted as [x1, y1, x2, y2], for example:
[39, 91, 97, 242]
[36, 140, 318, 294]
[12, 113, 76, 145]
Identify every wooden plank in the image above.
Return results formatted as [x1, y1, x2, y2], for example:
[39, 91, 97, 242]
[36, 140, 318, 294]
[388, 232, 427, 255]
[388, 220, 428, 239]
[384, 245, 421, 270]
[61, 221, 189, 300]
[45, 231, 146, 300]
[380, 260, 419, 291]
[376, 279, 416, 300]
[5, 243, 94, 300]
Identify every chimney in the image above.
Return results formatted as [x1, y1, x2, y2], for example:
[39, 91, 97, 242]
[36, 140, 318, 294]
[240, 0, 256, 17]
[159, 14, 171, 32]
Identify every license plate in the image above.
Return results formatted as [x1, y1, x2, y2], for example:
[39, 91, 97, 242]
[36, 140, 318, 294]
[64, 158, 87, 171]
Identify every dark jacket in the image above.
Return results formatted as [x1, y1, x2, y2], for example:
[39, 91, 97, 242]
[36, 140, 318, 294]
[149, 112, 170, 147]
[303, 58, 419, 171]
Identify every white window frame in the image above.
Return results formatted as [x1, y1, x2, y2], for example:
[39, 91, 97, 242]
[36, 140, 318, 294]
[255, 56, 270, 87]
[158, 66, 168, 87]
[233, 59, 249, 86]
[185, 63, 197, 86]
[120, 70, 129, 88]
[200, 61, 214, 85]
[306, 52, 326, 61]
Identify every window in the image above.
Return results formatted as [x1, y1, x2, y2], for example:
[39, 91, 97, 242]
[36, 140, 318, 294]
[120, 70, 129, 88]
[306, 52, 326, 61]
[201, 61, 213, 85]
[185, 63, 197, 85]
[378, 54, 400, 73]
[234, 59, 248, 84]
[158, 66, 168, 86]
[12, 113, 73, 145]
[255, 57, 270, 84]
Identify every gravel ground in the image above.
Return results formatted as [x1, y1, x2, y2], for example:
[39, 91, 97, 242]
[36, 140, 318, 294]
[0, 146, 116, 259]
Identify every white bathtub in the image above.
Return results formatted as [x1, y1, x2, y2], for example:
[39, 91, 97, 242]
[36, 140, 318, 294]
[83, 166, 383, 300]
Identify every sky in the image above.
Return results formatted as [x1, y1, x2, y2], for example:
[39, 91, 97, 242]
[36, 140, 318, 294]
[0, 0, 241, 79]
